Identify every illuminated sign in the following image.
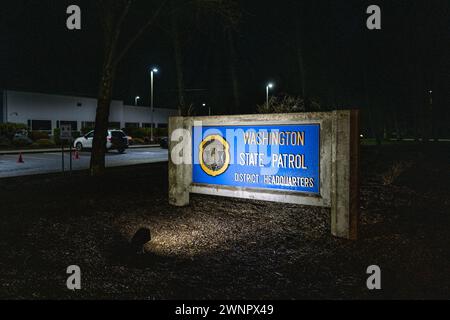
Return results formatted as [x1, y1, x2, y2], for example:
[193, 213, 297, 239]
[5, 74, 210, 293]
[169, 110, 360, 240]
[192, 124, 320, 195]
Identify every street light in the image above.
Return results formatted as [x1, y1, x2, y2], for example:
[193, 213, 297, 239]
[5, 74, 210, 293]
[150, 67, 159, 142]
[203, 103, 211, 116]
[266, 83, 274, 107]
[135, 96, 140, 106]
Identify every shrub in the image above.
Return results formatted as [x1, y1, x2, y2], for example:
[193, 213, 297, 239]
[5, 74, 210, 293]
[53, 128, 61, 145]
[53, 129, 80, 145]
[12, 136, 33, 147]
[123, 127, 148, 139]
[29, 131, 49, 141]
[32, 139, 56, 148]
[132, 138, 145, 145]
[257, 95, 321, 114]
[154, 128, 168, 138]
[122, 127, 167, 140]
[0, 136, 12, 148]
[0, 123, 28, 140]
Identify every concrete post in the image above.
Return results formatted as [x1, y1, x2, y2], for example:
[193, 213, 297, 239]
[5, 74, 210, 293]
[168, 116, 192, 207]
[331, 110, 360, 240]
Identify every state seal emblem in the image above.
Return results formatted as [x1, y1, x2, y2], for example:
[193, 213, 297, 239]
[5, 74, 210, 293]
[199, 135, 230, 177]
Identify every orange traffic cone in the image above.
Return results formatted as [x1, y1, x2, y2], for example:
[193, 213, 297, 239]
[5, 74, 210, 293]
[17, 153, 24, 163]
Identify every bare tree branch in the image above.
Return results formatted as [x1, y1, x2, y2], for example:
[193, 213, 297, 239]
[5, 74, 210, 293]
[113, 0, 169, 66]
[111, 0, 134, 50]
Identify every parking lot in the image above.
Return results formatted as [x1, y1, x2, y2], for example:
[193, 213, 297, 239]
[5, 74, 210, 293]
[0, 147, 168, 178]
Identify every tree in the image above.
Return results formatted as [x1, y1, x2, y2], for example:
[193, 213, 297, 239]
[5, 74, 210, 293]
[225, 29, 239, 113]
[169, 0, 186, 114]
[90, 0, 167, 176]
[257, 95, 321, 114]
[90, 0, 241, 175]
[224, 11, 242, 115]
[162, 0, 241, 116]
[199, 1, 241, 114]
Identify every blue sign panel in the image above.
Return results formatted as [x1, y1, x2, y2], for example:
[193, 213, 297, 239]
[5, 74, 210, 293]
[192, 124, 320, 195]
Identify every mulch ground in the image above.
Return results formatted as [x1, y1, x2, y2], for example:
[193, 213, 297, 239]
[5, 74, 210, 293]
[0, 144, 449, 299]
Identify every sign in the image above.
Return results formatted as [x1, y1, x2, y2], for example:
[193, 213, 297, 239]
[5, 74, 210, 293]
[168, 111, 360, 240]
[60, 125, 72, 141]
[192, 125, 320, 195]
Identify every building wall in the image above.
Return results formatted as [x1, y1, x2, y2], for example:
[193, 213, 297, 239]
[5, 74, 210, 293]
[2, 90, 177, 130]
[123, 105, 178, 127]
[0, 90, 4, 123]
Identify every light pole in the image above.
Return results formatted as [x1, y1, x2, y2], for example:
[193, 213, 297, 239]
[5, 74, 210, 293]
[429, 90, 435, 142]
[203, 103, 211, 116]
[150, 67, 158, 142]
[135, 96, 140, 106]
[266, 83, 274, 107]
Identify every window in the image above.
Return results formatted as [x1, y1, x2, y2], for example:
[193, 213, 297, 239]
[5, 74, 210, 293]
[157, 123, 168, 129]
[142, 123, 152, 128]
[85, 131, 94, 138]
[31, 120, 52, 131]
[125, 123, 140, 128]
[59, 121, 78, 131]
[82, 121, 95, 129]
[108, 122, 121, 129]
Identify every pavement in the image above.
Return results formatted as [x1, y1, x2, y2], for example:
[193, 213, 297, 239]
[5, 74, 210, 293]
[0, 147, 168, 178]
[0, 144, 160, 155]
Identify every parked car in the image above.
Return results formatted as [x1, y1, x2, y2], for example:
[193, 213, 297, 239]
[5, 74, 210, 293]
[159, 137, 168, 149]
[73, 129, 129, 153]
[12, 133, 33, 147]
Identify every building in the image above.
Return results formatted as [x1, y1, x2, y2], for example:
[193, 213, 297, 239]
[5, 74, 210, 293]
[0, 89, 178, 132]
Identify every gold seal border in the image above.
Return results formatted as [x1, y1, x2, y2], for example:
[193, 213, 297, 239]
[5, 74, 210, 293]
[199, 135, 231, 177]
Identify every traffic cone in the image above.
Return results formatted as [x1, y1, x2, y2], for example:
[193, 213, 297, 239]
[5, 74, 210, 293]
[74, 150, 80, 160]
[17, 153, 24, 163]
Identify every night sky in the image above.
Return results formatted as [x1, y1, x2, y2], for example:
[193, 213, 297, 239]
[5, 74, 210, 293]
[1, 0, 449, 132]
